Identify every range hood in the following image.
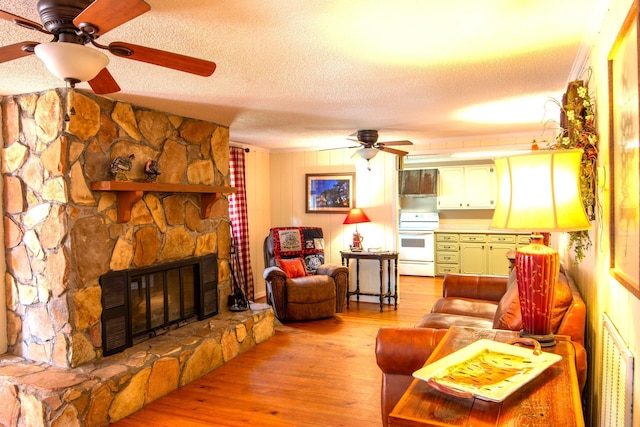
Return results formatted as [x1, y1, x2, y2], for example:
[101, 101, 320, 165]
[399, 169, 437, 197]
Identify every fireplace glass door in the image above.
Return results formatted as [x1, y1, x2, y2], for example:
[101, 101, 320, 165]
[130, 266, 197, 339]
[101, 254, 217, 356]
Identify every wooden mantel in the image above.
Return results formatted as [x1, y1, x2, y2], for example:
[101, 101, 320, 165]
[90, 181, 237, 223]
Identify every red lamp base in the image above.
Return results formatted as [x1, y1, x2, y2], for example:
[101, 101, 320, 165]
[515, 235, 560, 348]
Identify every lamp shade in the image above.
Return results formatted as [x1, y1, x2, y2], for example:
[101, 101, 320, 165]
[356, 147, 378, 160]
[343, 208, 371, 225]
[34, 42, 109, 83]
[490, 149, 591, 232]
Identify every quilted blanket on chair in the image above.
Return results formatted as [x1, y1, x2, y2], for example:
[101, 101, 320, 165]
[271, 227, 325, 274]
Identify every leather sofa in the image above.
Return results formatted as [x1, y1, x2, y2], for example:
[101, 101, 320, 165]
[416, 268, 586, 347]
[375, 268, 587, 426]
[263, 227, 348, 321]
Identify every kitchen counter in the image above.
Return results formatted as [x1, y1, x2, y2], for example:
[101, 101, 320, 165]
[435, 227, 527, 235]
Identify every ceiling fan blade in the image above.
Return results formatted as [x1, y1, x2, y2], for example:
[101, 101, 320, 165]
[346, 137, 367, 145]
[378, 146, 408, 156]
[320, 145, 360, 151]
[379, 140, 413, 146]
[109, 42, 216, 76]
[74, 0, 151, 36]
[0, 42, 38, 64]
[0, 9, 47, 33]
[88, 68, 121, 94]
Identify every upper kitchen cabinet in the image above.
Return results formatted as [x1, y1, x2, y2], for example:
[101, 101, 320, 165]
[399, 169, 437, 196]
[437, 165, 496, 209]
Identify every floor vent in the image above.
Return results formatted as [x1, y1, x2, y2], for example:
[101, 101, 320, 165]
[600, 313, 634, 427]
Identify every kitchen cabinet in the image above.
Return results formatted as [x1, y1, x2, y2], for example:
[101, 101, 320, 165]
[464, 166, 496, 208]
[399, 169, 437, 196]
[436, 167, 465, 208]
[437, 165, 496, 209]
[435, 233, 459, 275]
[460, 234, 487, 274]
[517, 234, 532, 248]
[435, 231, 530, 276]
[487, 234, 517, 276]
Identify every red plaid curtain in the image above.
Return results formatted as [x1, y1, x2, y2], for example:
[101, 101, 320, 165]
[229, 147, 254, 300]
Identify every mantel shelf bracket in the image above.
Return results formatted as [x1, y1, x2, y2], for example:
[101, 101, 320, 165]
[90, 181, 236, 223]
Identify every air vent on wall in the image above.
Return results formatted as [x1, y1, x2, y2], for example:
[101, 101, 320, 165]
[600, 313, 634, 427]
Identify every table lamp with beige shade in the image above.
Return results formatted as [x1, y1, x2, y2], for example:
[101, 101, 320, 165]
[490, 148, 591, 346]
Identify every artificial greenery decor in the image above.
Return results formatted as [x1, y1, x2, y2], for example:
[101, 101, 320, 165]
[549, 79, 598, 263]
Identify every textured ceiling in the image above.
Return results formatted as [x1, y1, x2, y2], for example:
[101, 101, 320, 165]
[0, 0, 602, 154]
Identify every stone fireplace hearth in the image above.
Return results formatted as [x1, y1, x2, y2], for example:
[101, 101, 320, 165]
[0, 304, 274, 426]
[1, 89, 276, 426]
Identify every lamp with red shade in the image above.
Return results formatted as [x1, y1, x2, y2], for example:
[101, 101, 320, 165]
[343, 208, 371, 251]
[490, 149, 591, 347]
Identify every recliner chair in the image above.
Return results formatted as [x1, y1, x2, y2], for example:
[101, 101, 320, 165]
[263, 227, 348, 321]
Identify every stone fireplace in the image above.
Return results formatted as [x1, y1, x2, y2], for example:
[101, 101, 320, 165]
[0, 89, 275, 426]
[100, 254, 218, 356]
[2, 88, 237, 367]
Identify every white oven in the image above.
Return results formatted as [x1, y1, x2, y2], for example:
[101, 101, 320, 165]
[398, 212, 439, 277]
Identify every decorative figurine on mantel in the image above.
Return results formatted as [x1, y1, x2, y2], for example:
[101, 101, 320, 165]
[144, 159, 161, 182]
[110, 154, 135, 181]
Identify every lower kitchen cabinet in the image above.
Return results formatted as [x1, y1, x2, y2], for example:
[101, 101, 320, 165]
[435, 233, 459, 275]
[435, 232, 530, 276]
[517, 234, 532, 248]
[460, 234, 487, 274]
[487, 234, 517, 276]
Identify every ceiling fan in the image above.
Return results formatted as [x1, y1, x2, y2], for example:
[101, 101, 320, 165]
[349, 129, 412, 160]
[0, 0, 216, 94]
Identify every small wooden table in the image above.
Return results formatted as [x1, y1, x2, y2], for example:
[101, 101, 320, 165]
[340, 250, 398, 311]
[389, 326, 585, 427]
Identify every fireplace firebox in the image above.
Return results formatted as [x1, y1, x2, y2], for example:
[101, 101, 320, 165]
[100, 254, 218, 355]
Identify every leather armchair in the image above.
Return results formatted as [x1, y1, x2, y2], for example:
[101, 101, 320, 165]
[263, 227, 348, 321]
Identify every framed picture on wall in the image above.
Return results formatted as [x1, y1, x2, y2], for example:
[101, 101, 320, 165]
[608, 0, 640, 299]
[305, 173, 355, 213]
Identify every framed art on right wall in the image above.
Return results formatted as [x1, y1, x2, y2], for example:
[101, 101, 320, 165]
[608, 0, 640, 299]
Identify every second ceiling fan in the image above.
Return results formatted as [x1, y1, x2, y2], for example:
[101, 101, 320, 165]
[349, 129, 412, 165]
[0, 0, 216, 94]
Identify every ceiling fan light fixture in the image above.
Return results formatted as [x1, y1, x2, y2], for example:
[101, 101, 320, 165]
[34, 42, 109, 84]
[357, 147, 378, 160]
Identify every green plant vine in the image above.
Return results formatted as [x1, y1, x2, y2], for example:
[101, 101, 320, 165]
[548, 79, 598, 264]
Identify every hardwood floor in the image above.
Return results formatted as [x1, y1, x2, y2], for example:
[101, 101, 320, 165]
[113, 275, 443, 427]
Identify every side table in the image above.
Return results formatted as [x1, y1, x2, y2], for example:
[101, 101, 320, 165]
[389, 326, 585, 426]
[340, 250, 398, 312]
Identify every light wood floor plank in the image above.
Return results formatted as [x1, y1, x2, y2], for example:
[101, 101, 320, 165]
[112, 275, 442, 426]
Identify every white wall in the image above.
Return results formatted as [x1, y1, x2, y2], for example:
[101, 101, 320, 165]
[563, 0, 640, 425]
